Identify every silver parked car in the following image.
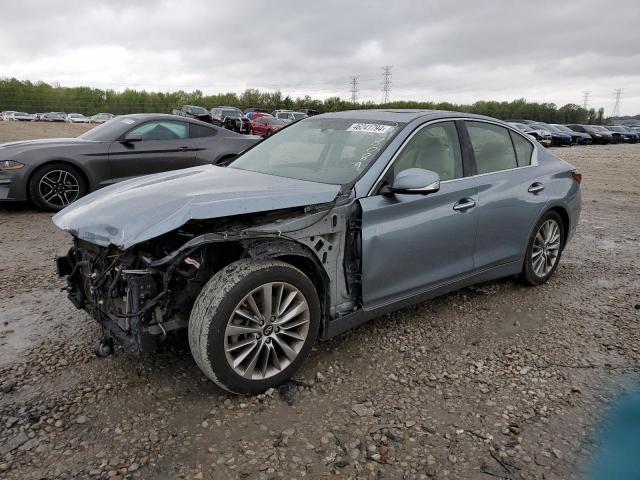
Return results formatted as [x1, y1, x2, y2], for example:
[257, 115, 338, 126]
[53, 110, 581, 394]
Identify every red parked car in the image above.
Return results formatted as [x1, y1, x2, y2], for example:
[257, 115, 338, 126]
[249, 117, 286, 137]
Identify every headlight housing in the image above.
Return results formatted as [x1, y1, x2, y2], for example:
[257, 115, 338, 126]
[0, 160, 25, 170]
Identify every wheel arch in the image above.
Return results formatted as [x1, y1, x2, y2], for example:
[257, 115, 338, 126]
[241, 238, 331, 336]
[546, 205, 570, 249]
[26, 159, 91, 201]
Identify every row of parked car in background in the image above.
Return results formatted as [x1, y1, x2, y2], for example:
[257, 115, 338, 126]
[506, 119, 640, 146]
[172, 105, 318, 137]
[1, 111, 115, 123]
[3, 107, 640, 145]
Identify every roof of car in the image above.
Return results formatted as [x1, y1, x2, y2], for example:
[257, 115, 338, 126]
[121, 113, 218, 127]
[316, 109, 501, 124]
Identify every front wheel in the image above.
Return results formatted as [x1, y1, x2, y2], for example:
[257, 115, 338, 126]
[189, 259, 320, 394]
[521, 211, 564, 286]
[29, 163, 87, 211]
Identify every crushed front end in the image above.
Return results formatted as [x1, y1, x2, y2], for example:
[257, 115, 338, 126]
[56, 237, 206, 353]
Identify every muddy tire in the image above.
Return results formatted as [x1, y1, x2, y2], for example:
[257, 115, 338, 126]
[521, 211, 564, 286]
[188, 259, 320, 394]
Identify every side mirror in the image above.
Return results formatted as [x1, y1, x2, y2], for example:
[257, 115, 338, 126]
[122, 134, 142, 143]
[387, 168, 441, 195]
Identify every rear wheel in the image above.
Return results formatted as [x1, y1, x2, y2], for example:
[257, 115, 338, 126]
[189, 259, 320, 394]
[29, 163, 87, 211]
[521, 211, 564, 285]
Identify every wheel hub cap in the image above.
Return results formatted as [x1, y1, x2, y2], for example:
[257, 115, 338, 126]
[532, 219, 561, 277]
[38, 170, 80, 207]
[224, 282, 310, 380]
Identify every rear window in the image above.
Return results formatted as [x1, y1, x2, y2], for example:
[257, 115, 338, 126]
[190, 123, 217, 138]
[509, 131, 534, 167]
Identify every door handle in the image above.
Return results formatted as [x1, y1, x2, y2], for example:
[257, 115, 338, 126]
[528, 182, 545, 194]
[453, 198, 476, 212]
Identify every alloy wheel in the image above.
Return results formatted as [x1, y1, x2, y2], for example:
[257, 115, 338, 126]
[38, 170, 80, 208]
[532, 219, 561, 277]
[224, 282, 310, 380]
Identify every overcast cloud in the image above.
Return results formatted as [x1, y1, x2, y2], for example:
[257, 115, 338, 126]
[1, 0, 639, 114]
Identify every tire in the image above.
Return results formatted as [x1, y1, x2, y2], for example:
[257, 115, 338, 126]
[29, 162, 87, 212]
[521, 211, 565, 286]
[189, 259, 321, 394]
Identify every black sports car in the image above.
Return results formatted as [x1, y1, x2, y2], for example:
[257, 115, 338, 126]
[172, 105, 213, 124]
[0, 114, 260, 211]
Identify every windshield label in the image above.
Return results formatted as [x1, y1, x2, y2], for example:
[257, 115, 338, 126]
[347, 123, 392, 134]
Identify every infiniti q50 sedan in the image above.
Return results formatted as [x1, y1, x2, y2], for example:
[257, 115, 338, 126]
[0, 114, 259, 211]
[53, 110, 581, 394]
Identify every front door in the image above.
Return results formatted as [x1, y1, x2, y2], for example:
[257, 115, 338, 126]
[107, 120, 198, 184]
[359, 121, 479, 307]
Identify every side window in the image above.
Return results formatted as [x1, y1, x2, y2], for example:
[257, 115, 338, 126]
[509, 131, 533, 167]
[393, 121, 463, 181]
[128, 121, 188, 140]
[466, 122, 517, 174]
[190, 123, 216, 138]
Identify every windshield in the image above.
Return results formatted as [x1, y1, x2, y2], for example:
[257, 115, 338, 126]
[293, 113, 307, 120]
[553, 125, 572, 132]
[222, 109, 241, 118]
[186, 106, 208, 115]
[230, 117, 401, 185]
[265, 118, 286, 125]
[16, 112, 29, 116]
[69, 114, 82, 118]
[606, 126, 623, 132]
[79, 116, 133, 141]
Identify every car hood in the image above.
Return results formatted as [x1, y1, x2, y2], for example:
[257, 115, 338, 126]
[52, 165, 341, 248]
[0, 138, 98, 154]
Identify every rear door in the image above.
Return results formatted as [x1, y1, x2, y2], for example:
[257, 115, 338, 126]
[107, 120, 198, 183]
[359, 120, 479, 307]
[464, 121, 547, 269]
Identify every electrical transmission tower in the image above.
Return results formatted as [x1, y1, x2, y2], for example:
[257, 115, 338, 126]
[612, 88, 623, 117]
[582, 91, 591, 110]
[381, 66, 392, 104]
[349, 75, 360, 104]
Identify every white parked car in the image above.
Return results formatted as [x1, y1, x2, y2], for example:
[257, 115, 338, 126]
[273, 110, 308, 123]
[5, 112, 36, 121]
[90, 113, 114, 123]
[2, 111, 18, 121]
[66, 113, 90, 124]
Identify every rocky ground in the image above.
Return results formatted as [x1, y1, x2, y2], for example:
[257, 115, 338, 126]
[0, 122, 639, 479]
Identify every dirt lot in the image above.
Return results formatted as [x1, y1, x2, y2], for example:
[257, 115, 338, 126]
[0, 122, 639, 480]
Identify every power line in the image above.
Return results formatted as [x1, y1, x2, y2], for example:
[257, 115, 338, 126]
[612, 88, 623, 117]
[381, 66, 392, 104]
[349, 75, 360, 104]
[582, 91, 590, 110]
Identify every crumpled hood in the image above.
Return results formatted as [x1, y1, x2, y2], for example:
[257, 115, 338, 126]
[52, 165, 341, 248]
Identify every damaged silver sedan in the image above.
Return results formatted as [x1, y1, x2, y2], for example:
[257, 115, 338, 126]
[54, 110, 581, 394]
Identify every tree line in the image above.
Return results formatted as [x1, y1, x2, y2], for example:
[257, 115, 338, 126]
[0, 77, 617, 124]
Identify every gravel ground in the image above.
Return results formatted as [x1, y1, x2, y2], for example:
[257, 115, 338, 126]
[1, 122, 639, 479]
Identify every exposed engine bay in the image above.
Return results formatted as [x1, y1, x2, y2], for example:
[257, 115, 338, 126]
[56, 199, 363, 353]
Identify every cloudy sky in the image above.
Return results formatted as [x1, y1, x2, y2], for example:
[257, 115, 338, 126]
[2, 0, 639, 114]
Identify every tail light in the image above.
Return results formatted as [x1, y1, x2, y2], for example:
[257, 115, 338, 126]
[571, 171, 582, 184]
